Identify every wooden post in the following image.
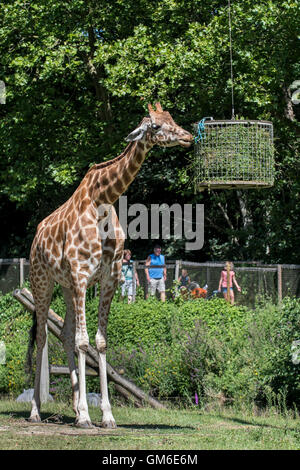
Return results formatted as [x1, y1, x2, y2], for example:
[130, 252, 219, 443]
[277, 264, 282, 303]
[174, 260, 180, 282]
[94, 284, 98, 298]
[143, 261, 149, 299]
[133, 261, 136, 302]
[206, 264, 210, 291]
[19, 258, 25, 287]
[226, 261, 231, 303]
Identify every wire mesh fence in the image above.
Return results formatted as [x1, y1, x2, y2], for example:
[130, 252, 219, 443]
[119, 260, 300, 307]
[0, 258, 29, 295]
[178, 261, 279, 307]
[0, 258, 299, 308]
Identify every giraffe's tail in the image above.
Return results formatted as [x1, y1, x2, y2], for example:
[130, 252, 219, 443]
[25, 312, 37, 379]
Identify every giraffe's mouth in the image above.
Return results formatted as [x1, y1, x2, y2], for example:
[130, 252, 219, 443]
[179, 139, 193, 148]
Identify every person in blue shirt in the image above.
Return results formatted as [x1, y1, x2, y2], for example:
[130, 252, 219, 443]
[145, 244, 167, 302]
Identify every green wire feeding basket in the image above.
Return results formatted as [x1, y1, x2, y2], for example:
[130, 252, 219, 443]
[193, 118, 275, 190]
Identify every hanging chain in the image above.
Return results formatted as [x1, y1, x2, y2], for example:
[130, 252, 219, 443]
[228, 0, 235, 120]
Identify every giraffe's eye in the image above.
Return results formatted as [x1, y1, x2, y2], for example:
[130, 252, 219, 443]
[151, 123, 161, 131]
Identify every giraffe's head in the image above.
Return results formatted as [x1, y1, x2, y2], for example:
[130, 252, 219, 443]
[125, 102, 193, 148]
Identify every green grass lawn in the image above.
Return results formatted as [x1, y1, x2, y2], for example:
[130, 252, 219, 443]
[0, 400, 299, 450]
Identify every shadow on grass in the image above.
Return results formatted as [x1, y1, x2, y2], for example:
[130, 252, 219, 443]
[120, 423, 194, 431]
[215, 414, 300, 433]
[0, 409, 194, 432]
[0, 409, 75, 425]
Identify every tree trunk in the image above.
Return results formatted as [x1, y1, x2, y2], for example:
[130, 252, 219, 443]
[282, 84, 296, 122]
[85, 26, 113, 124]
[236, 190, 253, 230]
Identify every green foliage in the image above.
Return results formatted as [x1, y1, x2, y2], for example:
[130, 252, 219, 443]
[0, 0, 299, 262]
[106, 296, 300, 407]
[0, 293, 32, 395]
[108, 297, 176, 349]
[0, 287, 299, 409]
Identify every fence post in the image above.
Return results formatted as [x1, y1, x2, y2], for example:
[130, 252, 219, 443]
[94, 284, 98, 298]
[143, 261, 149, 299]
[226, 261, 231, 302]
[174, 259, 181, 282]
[133, 261, 136, 302]
[19, 258, 25, 286]
[277, 264, 282, 303]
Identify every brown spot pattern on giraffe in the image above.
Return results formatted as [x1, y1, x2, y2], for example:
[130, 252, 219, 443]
[28, 103, 192, 426]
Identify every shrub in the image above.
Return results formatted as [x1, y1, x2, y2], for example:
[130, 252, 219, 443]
[0, 294, 32, 395]
[107, 297, 176, 350]
[0, 288, 299, 410]
[239, 298, 300, 406]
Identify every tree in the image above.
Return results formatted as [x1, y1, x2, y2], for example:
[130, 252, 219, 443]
[0, 0, 299, 262]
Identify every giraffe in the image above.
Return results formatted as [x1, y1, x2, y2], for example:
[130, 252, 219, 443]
[27, 102, 193, 428]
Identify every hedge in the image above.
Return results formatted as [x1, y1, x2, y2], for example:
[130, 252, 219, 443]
[0, 289, 299, 409]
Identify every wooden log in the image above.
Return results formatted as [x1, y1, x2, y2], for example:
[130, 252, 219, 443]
[13, 288, 166, 410]
[114, 384, 143, 408]
[50, 366, 143, 407]
[50, 365, 98, 377]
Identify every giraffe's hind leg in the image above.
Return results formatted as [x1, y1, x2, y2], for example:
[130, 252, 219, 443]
[29, 276, 54, 423]
[65, 282, 93, 428]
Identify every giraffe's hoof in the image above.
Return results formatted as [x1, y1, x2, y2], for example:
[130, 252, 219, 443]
[28, 415, 41, 423]
[74, 418, 94, 429]
[101, 420, 117, 429]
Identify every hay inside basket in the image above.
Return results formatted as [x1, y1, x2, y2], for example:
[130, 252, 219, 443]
[193, 120, 275, 190]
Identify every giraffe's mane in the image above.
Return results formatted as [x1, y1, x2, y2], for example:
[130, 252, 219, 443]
[87, 142, 136, 174]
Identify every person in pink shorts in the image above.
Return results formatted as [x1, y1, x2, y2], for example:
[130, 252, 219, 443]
[218, 262, 241, 305]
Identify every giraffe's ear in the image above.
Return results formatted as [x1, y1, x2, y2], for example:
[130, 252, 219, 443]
[155, 102, 163, 112]
[125, 121, 149, 142]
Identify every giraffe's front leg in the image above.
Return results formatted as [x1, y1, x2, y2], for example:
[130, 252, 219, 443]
[72, 285, 93, 429]
[96, 278, 118, 429]
[97, 342, 116, 429]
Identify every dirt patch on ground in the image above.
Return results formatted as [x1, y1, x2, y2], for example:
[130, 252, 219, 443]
[0, 417, 121, 437]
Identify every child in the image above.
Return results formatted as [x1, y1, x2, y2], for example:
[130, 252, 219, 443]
[218, 262, 241, 305]
[121, 249, 140, 304]
[178, 269, 191, 289]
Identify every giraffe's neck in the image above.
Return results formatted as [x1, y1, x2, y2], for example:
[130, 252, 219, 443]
[86, 140, 152, 208]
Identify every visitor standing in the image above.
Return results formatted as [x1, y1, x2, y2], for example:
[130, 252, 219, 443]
[145, 244, 166, 302]
[121, 249, 139, 303]
[218, 261, 241, 304]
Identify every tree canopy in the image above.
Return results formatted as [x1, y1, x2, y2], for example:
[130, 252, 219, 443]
[0, 0, 299, 262]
